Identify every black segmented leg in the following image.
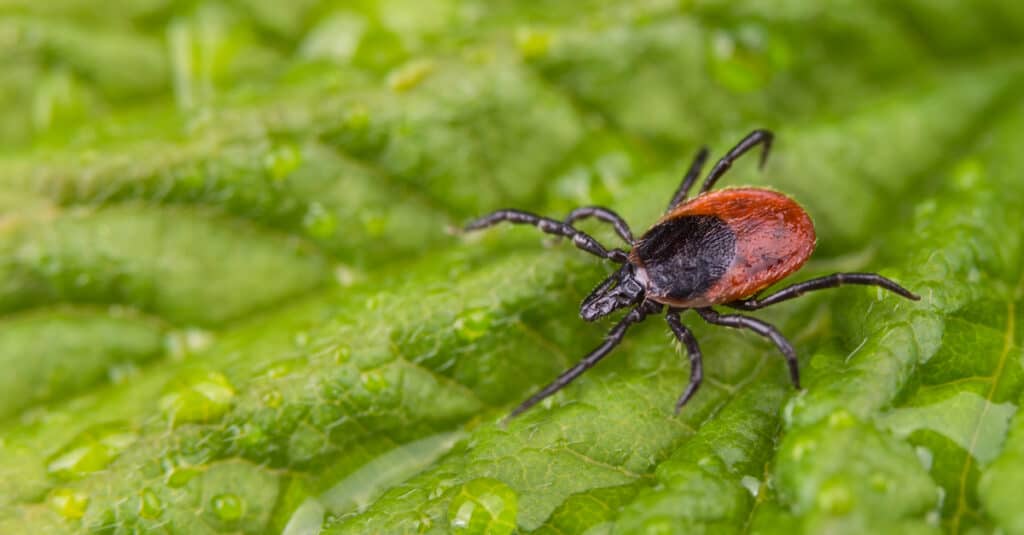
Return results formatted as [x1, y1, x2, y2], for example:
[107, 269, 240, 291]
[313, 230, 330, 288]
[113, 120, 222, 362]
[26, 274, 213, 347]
[727, 272, 920, 311]
[666, 310, 704, 413]
[465, 209, 630, 263]
[564, 206, 634, 244]
[700, 129, 774, 194]
[666, 146, 710, 212]
[696, 307, 801, 389]
[506, 306, 649, 421]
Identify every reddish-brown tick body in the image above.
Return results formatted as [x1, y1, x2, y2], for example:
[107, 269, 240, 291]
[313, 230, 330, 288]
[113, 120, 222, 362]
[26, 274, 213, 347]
[632, 187, 816, 308]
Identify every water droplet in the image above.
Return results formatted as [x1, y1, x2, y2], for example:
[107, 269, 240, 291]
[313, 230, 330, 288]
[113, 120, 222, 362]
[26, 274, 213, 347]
[334, 346, 351, 364]
[211, 493, 246, 521]
[139, 488, 163, 519]
[915, 446, 934, 470]
[816, 481, 853, 514]
[515, 28, 552, 59]
[334, 264, 361, 287]
[388, 59, 435, 92]
[261, 390, 283, 408]
[48, 487, 89, 519]
[360, 371, 389, 393]
[159, 370, 236, 425]
[448, 478, 518, 535]
[264, 144, 303, 180]
[828, 410, 855, 429]
[454, 308, 493, 342]
[165, 328, 214, 360]
[46, 423, 138, 479]
[262, 357, 305, 379]
[303, 202, 338, 239]
[166, 466, 202, 488]
[740, 475, 761, 496]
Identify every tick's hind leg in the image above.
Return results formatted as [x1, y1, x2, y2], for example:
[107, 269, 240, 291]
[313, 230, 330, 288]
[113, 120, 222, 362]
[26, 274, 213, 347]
[465, 209, 629, 263]
[506, 306, 648, 421]
[726, 272, 920, 311]
[564, 206, 634, 244]
[700, 129, 774, 194]
[666, 146, 710, 212]
[666, 310, 704, 413]
[696, 307, 800, 389]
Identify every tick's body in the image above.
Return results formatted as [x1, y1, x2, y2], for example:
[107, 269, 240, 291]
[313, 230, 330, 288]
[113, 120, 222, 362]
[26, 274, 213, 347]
[635, 188, 816, 308]
[464, 130, 919, 420]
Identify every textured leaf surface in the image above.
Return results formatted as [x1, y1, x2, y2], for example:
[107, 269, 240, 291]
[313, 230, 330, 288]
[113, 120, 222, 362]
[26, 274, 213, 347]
[1, 1, 1023, 534]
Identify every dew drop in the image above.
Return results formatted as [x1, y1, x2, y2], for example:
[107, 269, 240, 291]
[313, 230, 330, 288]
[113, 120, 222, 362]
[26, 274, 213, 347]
[264, 143, 303, 181]
[48, 487, 89, 519]
[360, 371, 389, 393]
[816, 480, 854, 515]
[740, 475, 761, 496]
[453, 308, 493, 342]
[303, 202, 338, 239]
[211, 493, 246, 521]
[46, 423, 138, 480]
[166, 466, 202, 488]
[447, 478, 518, 535]
[139, 488, 163, 519]
[159, 370, 236, 425]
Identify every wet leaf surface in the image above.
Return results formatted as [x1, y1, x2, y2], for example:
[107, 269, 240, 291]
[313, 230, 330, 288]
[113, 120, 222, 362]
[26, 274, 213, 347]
[1, 1, 1023, 533]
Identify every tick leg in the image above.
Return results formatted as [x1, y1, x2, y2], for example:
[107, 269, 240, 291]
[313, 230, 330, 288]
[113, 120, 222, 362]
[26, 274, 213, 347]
[726, 272, 920, 311]
[564, 206, 634, 244]
[506, 307, 648, 421]
[465, 209, 629, 263]
[696, 307, 800, 389]
[700, 129, 774, 194]
[666, 310, 704, 413]
[665, 146, 710, 212]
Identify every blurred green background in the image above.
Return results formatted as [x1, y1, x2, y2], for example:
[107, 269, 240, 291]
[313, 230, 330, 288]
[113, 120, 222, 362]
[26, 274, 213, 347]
[1, 1, 1023, 534]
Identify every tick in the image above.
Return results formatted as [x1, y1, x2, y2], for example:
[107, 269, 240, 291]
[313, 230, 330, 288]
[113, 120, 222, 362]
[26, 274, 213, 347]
[464, 129, 919, 419]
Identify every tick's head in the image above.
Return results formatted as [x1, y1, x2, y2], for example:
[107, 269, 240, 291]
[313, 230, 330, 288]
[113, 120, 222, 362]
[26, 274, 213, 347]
[580, 265, 646, 322]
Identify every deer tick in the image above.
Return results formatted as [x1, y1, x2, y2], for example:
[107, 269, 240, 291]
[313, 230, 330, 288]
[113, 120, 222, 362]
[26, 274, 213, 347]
[464, 129, 919, 419]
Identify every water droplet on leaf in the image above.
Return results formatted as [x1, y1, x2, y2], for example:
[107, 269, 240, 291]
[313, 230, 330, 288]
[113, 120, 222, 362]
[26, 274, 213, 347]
[159, 370, 236, 425]
[48, 487, 89, 519]
[211, 493, 246, 521]
[46, 423, 138, 479]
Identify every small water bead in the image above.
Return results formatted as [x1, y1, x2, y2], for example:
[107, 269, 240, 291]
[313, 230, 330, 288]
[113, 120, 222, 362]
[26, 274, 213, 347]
[360, 371, 389, 393]
[453, 308, 493, 342]
[159, 370, 236, 425]
[211, 493, 246, 521]
[46, 423, 138, 479]
[448, 478, 518, 535]
[48, 487, 89, 520]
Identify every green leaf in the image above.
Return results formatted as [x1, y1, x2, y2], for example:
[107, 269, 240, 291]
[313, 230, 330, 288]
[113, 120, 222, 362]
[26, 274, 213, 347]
[1, 1, 1023, 534]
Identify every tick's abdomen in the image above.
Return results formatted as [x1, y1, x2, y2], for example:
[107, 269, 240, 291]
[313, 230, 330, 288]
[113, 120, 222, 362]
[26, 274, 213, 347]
[634, 188, 816, 307]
